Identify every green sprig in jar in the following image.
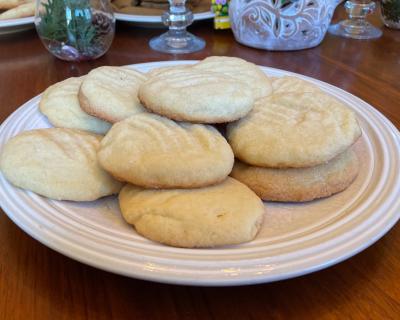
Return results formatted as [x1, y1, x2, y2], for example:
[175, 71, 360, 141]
[35, 0, 115, 61]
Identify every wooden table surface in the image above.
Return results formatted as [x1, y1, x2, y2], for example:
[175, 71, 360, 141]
[1, 6, 399, 320]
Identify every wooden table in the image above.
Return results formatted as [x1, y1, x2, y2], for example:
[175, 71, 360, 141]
[1, 6, 399, 320]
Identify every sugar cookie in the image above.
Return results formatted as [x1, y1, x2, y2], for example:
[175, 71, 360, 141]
[79, 66, 147, 123]
[98, 113, 234, 188]
[119, 177, 265, 248]
[39, 77, 111, 135]
[0, 128, 122, 201]
[231, 148, 359, 202]
[139, 66, 254, 123]
[227, 92, 361, 168]
[194, 56, 272, 98]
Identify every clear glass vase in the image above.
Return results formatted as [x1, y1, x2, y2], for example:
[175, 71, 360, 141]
[35, 0, 115, 61]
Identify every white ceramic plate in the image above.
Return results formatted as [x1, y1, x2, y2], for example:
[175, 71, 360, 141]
[1, 61, 399, 286]
[115, 11, 214, 26]
[0, 16, 34, 35]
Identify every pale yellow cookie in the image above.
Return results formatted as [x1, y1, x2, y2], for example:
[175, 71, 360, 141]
[98, 113, 234, 188]
[231, 147, 359, 202]
[39, 77, 112, 135]
[0, 1, 34, 19]
[227, 92, 361, 168]
[0, 0, 31, 10]
[138, 66, 254, 123]
[272, 76, 321, 94]
[0, 128, 123, 201]
[146, 65, 189, 78]
[119, 177, 265, 248]
[193, 56, 272, 99]
[79, 66, 147, 123]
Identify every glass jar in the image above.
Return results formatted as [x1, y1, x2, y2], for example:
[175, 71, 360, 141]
[380, 0, 400, 29]
[35, 0, 115, 61]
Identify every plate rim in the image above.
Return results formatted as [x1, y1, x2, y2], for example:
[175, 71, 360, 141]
[0, 60, 399, 286]
[114, 11, 214, 23]
[0, 10, 214, 28]
[0, 15, 34, 28]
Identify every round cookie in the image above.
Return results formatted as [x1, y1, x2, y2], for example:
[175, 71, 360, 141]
[39, 77, 112, 135]
[193, 56, 273, 99]
[79, 66, 147, 123]
[138, 66, 254, 123]
[98, 113, 234, 188]
[0, 0, 27, 10]
[146, 65, 189, 78]
[0, 2, 35, 19]
[227, 92, 361, 168]
[272, 76, 321, 94]
[0, 128, 123, 201]
[119, 177, 265, 248]
[231, 148, 359, 202]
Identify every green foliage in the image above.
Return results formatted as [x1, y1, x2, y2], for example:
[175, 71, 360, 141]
[37, 0, 98, 50]
[382, 0, 400, 23]
[280, 0, 292, 5]
[37, 0, 67, 42]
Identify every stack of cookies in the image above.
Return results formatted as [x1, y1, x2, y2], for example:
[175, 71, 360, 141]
[95, 57, 270, 248]
[0, 56, 362, 248]
[228, 84, 361, 202]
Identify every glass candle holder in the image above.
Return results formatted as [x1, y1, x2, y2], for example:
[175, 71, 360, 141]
[328, 0, 382, 39]
[35, 0, 115, 61]
[149, 0, 205, 54]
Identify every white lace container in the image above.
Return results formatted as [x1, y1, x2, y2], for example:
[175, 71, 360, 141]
[229, 0, 341, 51]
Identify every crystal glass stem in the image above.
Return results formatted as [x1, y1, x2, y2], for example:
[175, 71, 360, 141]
[149, 0, 205, 54]
[328, 1, 382, 39]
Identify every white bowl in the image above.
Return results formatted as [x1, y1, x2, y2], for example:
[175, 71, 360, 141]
[229, 0, 342, 51]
